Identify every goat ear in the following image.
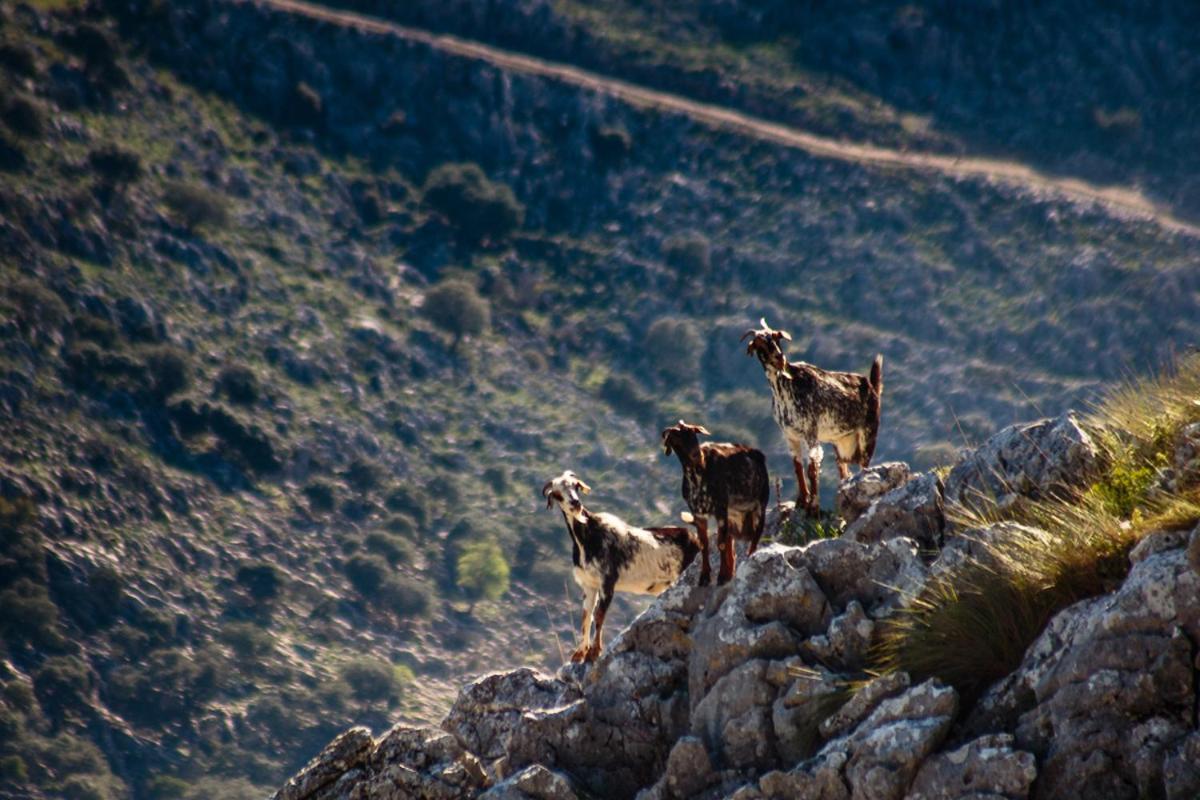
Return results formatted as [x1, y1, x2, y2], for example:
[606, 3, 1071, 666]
[546, 495, 554, 509]
[696, 425, 711, 436]
[577, 480, 591, 494]
[774, 329, 792, 342]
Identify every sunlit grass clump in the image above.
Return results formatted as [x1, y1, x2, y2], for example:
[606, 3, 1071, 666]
[872, 355, 1200, 703]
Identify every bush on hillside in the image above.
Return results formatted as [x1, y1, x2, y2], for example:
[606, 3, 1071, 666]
[0, 129, 25, 171]
[663, 233, 711, 278]
[2, 95, 46, 139]
[33, 656, 91, 725]
[0, 42, 37, 77]
[379, 575, 430, 619]
[340, 657, 403, 703]
[88, 146, 143, 187]
[384, 487, 428, 526]
[362, 531, 412, 566]
[235, 562, 281, 602]
[343, 554, 388, 596]
[106, 648, 219, 724]
[220, 622, 276, 662]
[455, 539, 509, 610]
[303, 480, 337, 513]
[163, 181, 230, 232]
[215, 364, 260, 405]
[591, 125, 632, 162]
[422, 279, 490, 345]
[421, 162, 524, 246]
[645, 317, 701, 384]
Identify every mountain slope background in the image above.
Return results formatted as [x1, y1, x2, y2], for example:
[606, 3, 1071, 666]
[0, 0, 1197, 797]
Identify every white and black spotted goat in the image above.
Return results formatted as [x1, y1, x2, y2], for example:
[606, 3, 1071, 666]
[660, 421, 769, 586]
[744, 319, 883, 518]
[542, 471, 700, 663]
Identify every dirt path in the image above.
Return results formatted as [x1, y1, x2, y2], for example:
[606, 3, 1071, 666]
[257, 0, 1200, 239]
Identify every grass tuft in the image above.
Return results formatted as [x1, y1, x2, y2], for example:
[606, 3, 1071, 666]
[872, 355, 1200, 704]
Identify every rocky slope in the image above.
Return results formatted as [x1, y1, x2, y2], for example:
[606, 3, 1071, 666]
[274, 410, 1200, 799]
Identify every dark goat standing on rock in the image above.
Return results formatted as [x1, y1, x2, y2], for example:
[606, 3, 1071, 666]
[543, 471, 700, 662]
[744, 318, 883, 518]
[661, 421, 769, 585]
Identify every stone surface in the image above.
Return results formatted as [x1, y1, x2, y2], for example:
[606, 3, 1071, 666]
[838, 462, 913, 526]
[966, 547, 1200, 799]
[442, 668, 581, 762]
[272, 727, 374, 800]
[905, 734, 1037, 800]
[843, 472, 944, 551]
[944, 412, 1102, 512]
[801, 599, 875, 671]
[359, 725, 489, 800]
[478, 764, 579, 800]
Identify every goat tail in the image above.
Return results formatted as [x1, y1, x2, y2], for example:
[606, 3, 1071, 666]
[863, 354, 884, 466]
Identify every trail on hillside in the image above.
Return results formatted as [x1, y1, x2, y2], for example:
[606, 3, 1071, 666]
[258, 0, 1200, 239]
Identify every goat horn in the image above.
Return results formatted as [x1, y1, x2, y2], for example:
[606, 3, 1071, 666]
[759, 317, 769, 328]
[696, 425, 711, 435]
[740, 329, 757, 342]
[778, 329, 792, 341]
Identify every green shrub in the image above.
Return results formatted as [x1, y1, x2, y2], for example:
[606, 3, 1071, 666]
[106, 648, 218, 724]
[0, 580, 63, 648]
[62, 23, 117, 70]
[455, 539, 509, 609]
[422, 279, 490, 345]
[216, 365, 260, 405]
[163, 181, 230, 232]
[1, 276, 66, 342]
[383, 513, 417, 538]
[1, 95, 46, 139]
[344, 554, 388, 596]
[87, 565, 123, 628]
[340, 657, 399, 703]
[220, 622, 275, 661]
[235, 562, 281, 602]
[34, 656, 91, 723]
[591, 125, 632, 162]
[645, 317, 701, 384]
[599, 372, 654, 418]
[363, 531, 412, 565]
[0, 42, 37, 77]
[88, 146, 142, 187]
[3, 679, 36, 712]
[421, 162, 524, 245]
[663, 234, 711, 278]
[0, 129, 25, 171]
[303, 480, 337, 513]
[384, 487, 428, 526]
[380, 575, 430, 619]
[70, 314, 119, 348]
[146, 775, 190, 799]
[343, 458, 385, 494]
[0, 754, 27, 781]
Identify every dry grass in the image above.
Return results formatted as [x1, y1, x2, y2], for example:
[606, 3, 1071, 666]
[872, 355, 1200, 704]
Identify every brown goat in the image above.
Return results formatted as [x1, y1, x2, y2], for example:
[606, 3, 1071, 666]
[661, 421, 769, 585]
[744, 319, 883, 518]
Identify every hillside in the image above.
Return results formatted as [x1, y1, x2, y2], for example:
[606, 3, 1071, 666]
[0, 0, 1197, 798]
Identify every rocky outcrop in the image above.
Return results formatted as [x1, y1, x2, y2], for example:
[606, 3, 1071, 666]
[943, 412, 1103, 512]
[837, 462, 913, 526]
[274, 438, 1200, 800]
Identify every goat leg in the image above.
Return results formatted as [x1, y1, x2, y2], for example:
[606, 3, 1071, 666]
[792, 456, 809, 511]
[586, 582, 616, 662]
[696, 516, 711, 586]
[716, 517, 735, 584]
[571, 589, 596, 663]
[805, 456, 821, 518]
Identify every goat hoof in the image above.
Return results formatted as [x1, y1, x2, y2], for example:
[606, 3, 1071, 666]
[585, 648, 601, 663]
[570, 649, 587, 664]
[698, 571, 711, 587]
[716, 573, 732, 586]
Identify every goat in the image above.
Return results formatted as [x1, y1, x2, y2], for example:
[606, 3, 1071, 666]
[660, 421, 769, 585]
[542, 471, 700, 663]
[743, 318, 883, 518]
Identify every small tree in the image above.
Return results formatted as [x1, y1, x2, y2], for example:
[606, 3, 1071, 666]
[422, 279, 490, 347]
[421, 162, 524, 246]
[455, 539, 509, 612]
[88, 146, 143, 189]
[163, 181, 230, 232]
[645, 317, 702, 385]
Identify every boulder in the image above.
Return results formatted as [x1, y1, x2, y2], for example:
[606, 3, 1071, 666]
[442, 668, 581, 763]
[843, 472, 944, 551]
[272, 727, 374, 800]
[904, 734, 1037, 799]
[965, 544, 1200, 799]
[759, 679, 958, 800]
[800, 600, 875, 671]
[944, 412, 1102, 512]
[359, 725, 489, 800]
[478, 765, 579, 800]
[838, 462, 913, 526]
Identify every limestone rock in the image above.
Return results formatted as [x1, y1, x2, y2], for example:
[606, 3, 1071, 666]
[357, 725, 489, 800]
[843, 472, 944, 551]
[944, 412, 1102, 512]
[272, 726, 374, 800]
[966, 547, 1200, 799]
[800, 600, 875, 671]
[478, 764, 578, 800]
[1169, 421, 1200, 489]
[761, 680, 958, 800]
[688, 546, 831, 703]
[837, 462, 913, 526]
[905, 734, 1037, 800]
[442, 668, 581, 762]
